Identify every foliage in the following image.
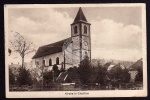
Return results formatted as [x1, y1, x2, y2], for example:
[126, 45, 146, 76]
[78, 56, 91, 85]
[9, 68, 15, 85]
[96, 62, 107, 86]
[121, 67, 131, 83]
[108, 64, 122, 80]
[68, 66, 79, 80]
[53, 64, 60, 77]
[41, 64, 60, 83]
[108, 64, 130, 83]
[17, 67, 33, 86]
[43, 71, 53, 85]
[103, 62, 111, 71]
[135, 67, 143, 82]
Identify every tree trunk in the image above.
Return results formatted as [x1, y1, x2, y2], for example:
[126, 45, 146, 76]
[22, 56, 24, 68]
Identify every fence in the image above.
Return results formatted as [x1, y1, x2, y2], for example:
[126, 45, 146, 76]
[9, 82, 143, 91]
[9, 83, 64, 91]
[119, 82, 143, 90]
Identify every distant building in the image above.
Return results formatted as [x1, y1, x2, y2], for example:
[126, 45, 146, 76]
[128, 70, 138, 83]
[107, 63, 125, 72]
[9, 63, 20, 76]
[32, 7, 91, 71]
[107, 65, 115, 71]
[128, 58, 143, 83]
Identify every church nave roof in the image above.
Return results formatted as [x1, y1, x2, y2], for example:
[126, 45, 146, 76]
[32, 38, 69, 59]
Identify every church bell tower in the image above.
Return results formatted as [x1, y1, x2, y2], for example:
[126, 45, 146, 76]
[71, 7, 91, 65]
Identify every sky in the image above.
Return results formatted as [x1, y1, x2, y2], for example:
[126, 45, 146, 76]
[7, 6, 143, 64]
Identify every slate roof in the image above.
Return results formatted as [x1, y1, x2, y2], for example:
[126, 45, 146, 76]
[32, 38, 69, 59]
[129, 58, 143, 71]
[56, 72, 68, 83]
[73, 7, 87, 23]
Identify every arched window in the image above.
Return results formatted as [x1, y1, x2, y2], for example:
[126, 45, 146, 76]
[42, 60, 45, 66]
[84, 25, 87, 34]
[85, 51, 88, 56]
[56, 57, 59, 64]
[49, 58, 52, 66]
[36, 61, 39, 65]
[74, 26, 77, 34]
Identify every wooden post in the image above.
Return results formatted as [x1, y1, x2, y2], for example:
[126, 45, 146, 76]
[42, 57, 44, 91]
[64, 51, 66, 70]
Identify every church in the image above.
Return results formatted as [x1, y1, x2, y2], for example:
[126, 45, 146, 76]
[32, 7, 91, 71]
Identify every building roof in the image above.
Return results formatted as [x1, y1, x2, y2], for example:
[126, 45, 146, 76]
[32, 38, 69, 59]
[9, 63, 21, 68]
[56, 72, 68, 83]
[73, 7, 87, 23]
[129, 58, 143, 71]
[107, 65, 115, 71]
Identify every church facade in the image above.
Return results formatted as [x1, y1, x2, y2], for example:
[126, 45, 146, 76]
[32, 7, 91, 71]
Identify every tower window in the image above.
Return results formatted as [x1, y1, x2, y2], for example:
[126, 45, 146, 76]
[84, 25, 87, 34]
[74, 26, 77, 34]
[49, 58, 52, 66]
[56, 57, 59, 64]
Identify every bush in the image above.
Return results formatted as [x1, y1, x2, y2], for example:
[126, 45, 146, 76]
[78, 56, 91, 85]
[9, 68, 15, 85]
[43, 71, 53, 85]
[135, 67, 143, 82]
[17, 67, 33, 86]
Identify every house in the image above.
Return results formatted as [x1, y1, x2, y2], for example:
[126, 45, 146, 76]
[107, 65, 115, 71]
[128, 58, 143, 82]
[9, 63, 20, 76]
[32, 7, 91, 71]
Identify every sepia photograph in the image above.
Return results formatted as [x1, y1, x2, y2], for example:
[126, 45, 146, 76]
[5, 4, 147, 98]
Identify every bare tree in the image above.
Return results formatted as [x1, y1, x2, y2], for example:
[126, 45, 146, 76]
[10, 32, 36, 68]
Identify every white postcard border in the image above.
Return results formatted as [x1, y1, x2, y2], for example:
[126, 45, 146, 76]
[5, 4, 147, 98]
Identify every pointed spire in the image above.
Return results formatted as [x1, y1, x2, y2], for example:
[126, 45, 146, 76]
[73, 7, 87, 23]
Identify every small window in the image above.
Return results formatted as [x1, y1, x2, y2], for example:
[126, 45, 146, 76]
[56, 57, 59, 64]
[36, 61, 39, 65]
[85, 51, 88, 56]
[74, 26, 77, 34]
[42, 60, 45, 65]
[49, 59, 52, 66]
[84, 25, 87, 34]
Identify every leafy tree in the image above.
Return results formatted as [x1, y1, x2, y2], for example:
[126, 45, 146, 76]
[43, 71, 53, 85]
[108, 64, 131, 84]
[52, 64, 60, 77]
[121, 67, 130, 83]
[89, 67, 97, 84]
[96, 61, 107, 86]
[17, 67, 33, 86]
[135, 67, 143, 82]
[68, 66, 79, 81]
[103, 62, 112, 71]
[78, 56, 91, 85]
[29, 68, 39, 85]
[108, 63, 122, 80]
[9, 68, 15, 85]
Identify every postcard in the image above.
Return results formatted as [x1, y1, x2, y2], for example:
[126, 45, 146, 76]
[5, 4, 147, 98]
